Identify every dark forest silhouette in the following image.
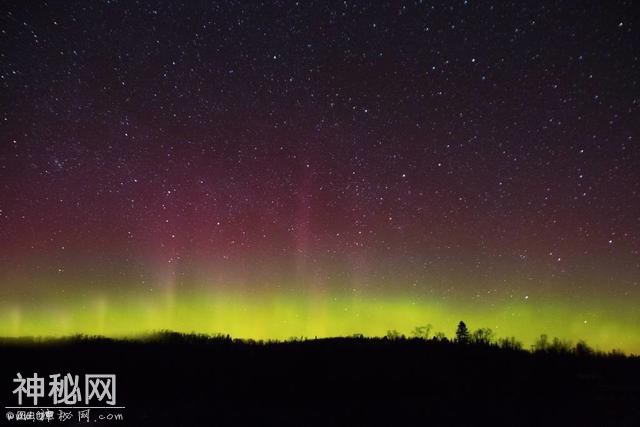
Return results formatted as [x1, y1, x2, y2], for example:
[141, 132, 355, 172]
[1, 321, 638, 426]
[384, 320, 626, 357]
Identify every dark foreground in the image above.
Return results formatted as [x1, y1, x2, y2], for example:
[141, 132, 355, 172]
[0, 334, 639, 426]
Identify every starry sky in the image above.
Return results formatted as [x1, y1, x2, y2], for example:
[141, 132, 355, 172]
[0, 1, 638, 351]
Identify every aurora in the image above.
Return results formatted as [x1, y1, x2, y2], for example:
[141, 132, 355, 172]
[0, 1, 638, 356]
[1, 285, 638, 353]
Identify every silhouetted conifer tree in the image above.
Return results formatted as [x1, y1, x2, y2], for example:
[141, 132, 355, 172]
[455, 321, 470, 344]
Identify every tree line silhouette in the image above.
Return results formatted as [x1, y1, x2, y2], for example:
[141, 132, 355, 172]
[0, 319, 630, 358]
[1, 321, 638, 426]
[381, 320, 629, 358]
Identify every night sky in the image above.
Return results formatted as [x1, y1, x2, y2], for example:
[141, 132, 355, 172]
[1, 1, 638, 351]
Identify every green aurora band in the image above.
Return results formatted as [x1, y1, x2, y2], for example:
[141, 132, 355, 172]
[2, 289, 638, 354]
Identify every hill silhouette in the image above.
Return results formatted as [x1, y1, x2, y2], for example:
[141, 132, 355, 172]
[1, 329, 639, 426]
